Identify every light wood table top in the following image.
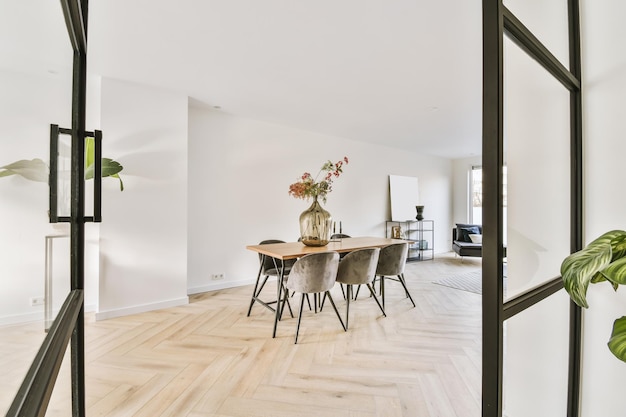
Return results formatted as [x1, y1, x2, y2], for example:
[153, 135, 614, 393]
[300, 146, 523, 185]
[246, 236, 408, 260]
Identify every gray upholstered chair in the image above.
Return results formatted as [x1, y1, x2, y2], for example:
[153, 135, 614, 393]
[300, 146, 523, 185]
[330, 233, 352, 299]
[375, 242, 416, 309]
[282, 251, 345, 343]
[330, 233, 351, 240]
[247, 239, 294, 317]
[335, 248, 385, 329]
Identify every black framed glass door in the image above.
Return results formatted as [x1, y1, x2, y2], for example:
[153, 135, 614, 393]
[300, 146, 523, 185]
[482, 1, 582, 416]
[0, 1, 74, 412]
[2, 0, 90, 415]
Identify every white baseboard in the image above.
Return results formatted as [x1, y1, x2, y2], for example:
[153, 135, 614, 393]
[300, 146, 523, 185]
[1, 280, 261, 326]
[187, 278, 258, 295]
[95, 296, 189, 321]
[0, 303, 98, 327]
[0, 311, 44, 327]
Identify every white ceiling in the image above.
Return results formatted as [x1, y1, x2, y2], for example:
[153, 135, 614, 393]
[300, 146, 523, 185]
[13, 0, 485, 160]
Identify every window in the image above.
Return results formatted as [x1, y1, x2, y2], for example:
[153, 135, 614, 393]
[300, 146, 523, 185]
[470, 165, 507, 228]
[470, 166, 482, 224]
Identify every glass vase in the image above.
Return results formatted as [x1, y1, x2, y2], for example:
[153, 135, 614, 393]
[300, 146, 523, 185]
[299, 196, 332, 246]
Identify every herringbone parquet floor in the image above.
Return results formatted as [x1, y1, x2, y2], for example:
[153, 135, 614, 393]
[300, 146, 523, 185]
[2, 252, 482, 417]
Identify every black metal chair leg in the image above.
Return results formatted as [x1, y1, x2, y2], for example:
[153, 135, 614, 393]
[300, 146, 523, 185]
[353, 284, 361, 300]
[294, 294, 306, 344]
[398, 274, 410, 298]
[325, 291, 346, 331]
[345, 285, 351, 329]
[366, 283, 386, 317]
[278, 281, 294, 320]
[397, 273, 416, 307]
[286, 285, 294, 317]
[371, 276, 382, 296]
[320, 292, 327, 311]
[380, 275, 385, 310]
[278, 281, 288, 320]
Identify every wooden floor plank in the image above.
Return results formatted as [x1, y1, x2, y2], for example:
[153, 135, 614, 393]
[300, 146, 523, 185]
[0, 252, 482, 416]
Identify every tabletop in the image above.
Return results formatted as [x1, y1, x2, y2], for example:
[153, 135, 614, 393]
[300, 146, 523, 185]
[246, 236, 408, 260]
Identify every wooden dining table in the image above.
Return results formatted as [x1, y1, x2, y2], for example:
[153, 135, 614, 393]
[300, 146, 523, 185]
[246, 236, 408, 337]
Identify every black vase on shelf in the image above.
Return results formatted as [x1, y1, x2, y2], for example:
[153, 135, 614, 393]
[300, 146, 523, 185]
[415, 205, 425, 221]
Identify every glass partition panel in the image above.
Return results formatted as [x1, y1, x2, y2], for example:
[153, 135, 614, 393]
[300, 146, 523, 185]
[46, 344, 73, 415]
[503, 0, 570, 67]
[0, 1, 73, 413]
[503, 290, 571, 416]
[503, 37, 570, 300]
[45, 235, 71, 330]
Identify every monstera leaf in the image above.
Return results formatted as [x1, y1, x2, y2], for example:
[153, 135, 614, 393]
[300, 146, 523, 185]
[561, 230, 626, 362]
[0, 159, 48, 182]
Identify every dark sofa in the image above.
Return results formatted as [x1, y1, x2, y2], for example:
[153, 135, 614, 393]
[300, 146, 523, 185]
[452, 223, 482, 257]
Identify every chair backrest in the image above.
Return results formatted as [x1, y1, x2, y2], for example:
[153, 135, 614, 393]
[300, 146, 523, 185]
[286, 251, 340, 294]
[331, 233, 351, 239]
[375, 242, 409, 276]
[258, 239, 286, 275]
[335, 247, 380, 285]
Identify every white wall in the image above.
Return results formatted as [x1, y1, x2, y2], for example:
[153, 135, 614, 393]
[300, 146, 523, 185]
[580, 1, 626, 415]
[187, 106, 454, 293]
[95, 78, 189, 319]
[1, 70, 456, 323]
[0, 67, 90, 325]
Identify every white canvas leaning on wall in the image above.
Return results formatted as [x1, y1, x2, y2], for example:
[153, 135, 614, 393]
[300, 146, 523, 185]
[389, 175, 419, 221]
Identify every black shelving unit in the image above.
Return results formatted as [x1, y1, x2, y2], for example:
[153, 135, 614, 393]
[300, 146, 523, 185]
[385, 220, 434, 261]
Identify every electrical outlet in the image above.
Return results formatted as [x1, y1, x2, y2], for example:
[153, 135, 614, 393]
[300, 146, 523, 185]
[211, 273, 225, 280]
[30, 296, 45, 307]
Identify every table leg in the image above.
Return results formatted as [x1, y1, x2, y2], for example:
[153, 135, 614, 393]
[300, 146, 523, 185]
[272, 262, 285, 338]
[247, 262, 265, 316]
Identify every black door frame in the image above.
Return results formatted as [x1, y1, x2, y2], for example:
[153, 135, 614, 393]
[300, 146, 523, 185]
[64, 0, 89, 414]
[6, 1, 90, 416]
[482, 1, 583, 416]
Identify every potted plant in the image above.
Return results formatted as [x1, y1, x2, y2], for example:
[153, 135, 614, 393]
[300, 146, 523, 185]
[561, 229, 626, 361]
[288, 157, 348, 246]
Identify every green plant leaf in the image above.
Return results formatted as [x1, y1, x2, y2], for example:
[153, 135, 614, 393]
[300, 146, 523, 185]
[0, 158, 48, 182]
[85, 137, 95, 170]
[110, 173, 124, 191]
[608, 316, 626, 362]
[601, 257, 626, 286]
[610, 232, 626, 261]
[101, 158, 123, 177]
[591, 271, 607, 283]
[85, 158, 124, 191]
[561, 242, 613, 308]
[85, 158, 123, 179]
[587, 230, 626, 256]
